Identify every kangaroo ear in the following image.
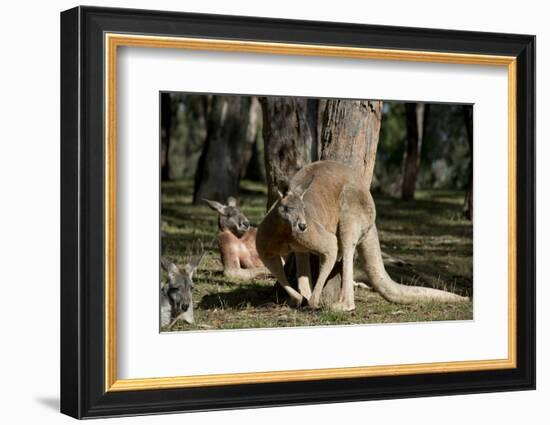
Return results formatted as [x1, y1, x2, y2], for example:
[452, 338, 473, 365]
[299, 185, 311, 200]
[297, 174, 315, 199]
[203, 199, 227, 215]
[226, 197, 237, 207]
[184, 253, 205, 277]
[277, 178, 290, 199]
[160, 257, 179, 281]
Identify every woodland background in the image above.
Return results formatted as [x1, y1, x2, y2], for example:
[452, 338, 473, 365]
[160, 94, 474, 330]
[161, 94, 473, 213]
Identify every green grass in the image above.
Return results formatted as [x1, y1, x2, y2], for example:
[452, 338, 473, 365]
[161, 180, 473, 332]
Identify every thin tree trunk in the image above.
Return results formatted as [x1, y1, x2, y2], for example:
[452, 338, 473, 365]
[401, 103, 427, 200]
[193, 95, 251, 203]
[239, 97, 263, 179]
[463, 105, 474, 220]
[160, 92, 172, 181]
[168, 94, 209, 180]
[244, 134, 266, 183]
[260, 97, 314, 208]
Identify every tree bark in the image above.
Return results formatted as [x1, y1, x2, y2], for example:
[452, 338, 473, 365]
[193, 96, 251, 203]
[401, 103, 427, 200]
[306, 99, 321, 162]
[160, 92, 172, 181]
[463, 105, 474, 220]
[260, 97, 314, 208]
[319, 99, 382, 189]
[317, 99, 383, 305]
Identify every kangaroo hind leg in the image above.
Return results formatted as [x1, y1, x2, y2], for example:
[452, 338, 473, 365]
[333, 185, 372, 311]
[332, 228, 360, 311]
[308, 224, 338, 309]
[296, 253, 313, 300]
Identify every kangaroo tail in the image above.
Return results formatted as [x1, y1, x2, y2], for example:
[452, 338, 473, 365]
[358, 225, 469, 304]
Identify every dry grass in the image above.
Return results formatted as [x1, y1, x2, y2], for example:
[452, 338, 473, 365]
[161, 180, 473, 332]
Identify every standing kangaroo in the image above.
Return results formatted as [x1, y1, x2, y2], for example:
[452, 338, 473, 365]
[204, 197, 269, 280]
[256, 160, 468, 311]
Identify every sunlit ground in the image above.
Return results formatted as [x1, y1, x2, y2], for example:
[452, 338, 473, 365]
[161, 180, 473, 332]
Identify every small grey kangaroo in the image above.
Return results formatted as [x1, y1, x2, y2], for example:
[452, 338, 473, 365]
[256, 160, 468, 311]
[160, 255, 204, 328]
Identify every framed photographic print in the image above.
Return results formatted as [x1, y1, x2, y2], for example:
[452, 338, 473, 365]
[60, 5, 535, 419]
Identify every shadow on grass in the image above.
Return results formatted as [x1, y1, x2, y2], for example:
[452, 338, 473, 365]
[198, 283, 281, 310]
[162, 181, 473, 327]
[375, 195, 472, 239]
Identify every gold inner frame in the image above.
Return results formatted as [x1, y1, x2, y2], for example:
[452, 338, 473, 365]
[104, 33, 517, 392]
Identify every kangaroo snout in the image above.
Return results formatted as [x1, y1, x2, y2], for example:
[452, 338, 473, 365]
[297, 222, 307, 232]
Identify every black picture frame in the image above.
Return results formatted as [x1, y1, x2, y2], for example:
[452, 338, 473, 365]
[60, 5, 535, 419]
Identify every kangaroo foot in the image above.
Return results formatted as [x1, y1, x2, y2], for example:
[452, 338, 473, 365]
[298, 285, 312, 301]
[308, 293, 322, 310]
[287, 293, 304, 308]
[331, 301, 355, 312]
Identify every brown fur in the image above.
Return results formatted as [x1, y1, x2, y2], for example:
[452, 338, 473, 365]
[257, 160, 468, 310]
[204, 198, 269, 280]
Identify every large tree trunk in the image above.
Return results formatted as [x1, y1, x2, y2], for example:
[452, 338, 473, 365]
[260, 97, 383, 307]
[260, 97, 317, 302]
[160, 92, 172, 181]
[193, 96, 251, 203]
[260, 97, 315, 208]
[463, 105, 474, 220]
[319, 99, 382, 189]
[401, 103, 428, 200]
[317, 99, 383, 305]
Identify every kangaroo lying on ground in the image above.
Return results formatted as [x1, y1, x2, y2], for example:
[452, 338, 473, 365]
[204, 197, 269, 280]
[160, 255, 204, 328]
[256, 160, 469, 311]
